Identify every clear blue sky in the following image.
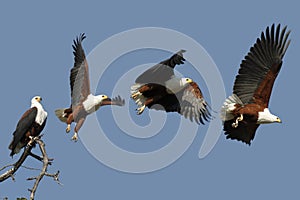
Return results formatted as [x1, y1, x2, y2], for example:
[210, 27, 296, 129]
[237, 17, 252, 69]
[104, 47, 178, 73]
[0, 0, 299, 199]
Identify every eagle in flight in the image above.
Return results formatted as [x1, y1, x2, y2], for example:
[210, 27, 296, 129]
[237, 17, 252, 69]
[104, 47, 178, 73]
[131, 50, 212, 124]
[221, 24, 291, 144]
[55, 33, 125, 142]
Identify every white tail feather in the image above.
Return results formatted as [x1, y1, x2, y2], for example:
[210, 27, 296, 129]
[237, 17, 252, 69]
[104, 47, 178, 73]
[220, 94, 243, 121]
[55, 108, 68, 123]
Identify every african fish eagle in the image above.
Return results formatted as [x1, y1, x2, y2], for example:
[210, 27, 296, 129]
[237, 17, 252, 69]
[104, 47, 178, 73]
[9, 96, 47, 157]
[55, 33, 125, 142]
[221, 24, 291, 145]
[131, 50, 212, 124]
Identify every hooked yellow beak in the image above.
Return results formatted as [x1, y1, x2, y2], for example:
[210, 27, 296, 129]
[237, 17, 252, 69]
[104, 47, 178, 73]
[276, 117, 282, 123]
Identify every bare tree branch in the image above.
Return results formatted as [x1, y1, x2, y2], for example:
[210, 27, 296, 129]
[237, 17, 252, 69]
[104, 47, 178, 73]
[0, 135, 61, 200]
[0, 137, 35, 182]
[28, 152, 43, 162]
[0, 164, 14, 171]
[21, 166, 40, 171]
[27, 139, 61, 200]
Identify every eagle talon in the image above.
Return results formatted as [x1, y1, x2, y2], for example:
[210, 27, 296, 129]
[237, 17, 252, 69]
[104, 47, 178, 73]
[131, 92, 140, 100]
[66, 124, 71, 133]
[27, 136, 36, 146]
[237, 114, 243, 122]
[27, 142, 33, 147]
[136, 105, 146, 115]
[232, 122, 238, 128]
[71, 132, 78, 142]
[232, 114, 243, 128]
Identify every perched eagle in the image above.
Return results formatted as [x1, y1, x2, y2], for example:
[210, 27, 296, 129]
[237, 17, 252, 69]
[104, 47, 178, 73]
[131, 50, 212, 124]
[221, 24, 291, 145]
[9, 96, 47, 157]
[55, 33, 125, 142]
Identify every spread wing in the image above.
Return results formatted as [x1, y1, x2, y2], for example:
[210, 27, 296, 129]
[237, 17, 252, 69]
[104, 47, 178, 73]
[9, 107, 37, 156]
[101, 95, 125, 106]
[178, 82, 212, 124]
[70, 33, 91, 107]
[233, 24, 290, 107]
[151, 82, 212, 124]
[135, 50, 186, 84]
[224, 118, 259, 145]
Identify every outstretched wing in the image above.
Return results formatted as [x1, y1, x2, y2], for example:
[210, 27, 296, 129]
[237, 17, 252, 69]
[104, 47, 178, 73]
[151, 82, 212, 124]
[70, 33, 91, 107]
[135, 50, 186, 84]
[178, 82, 212, 124]
[9, 107, 37, 156]
[101, 95, 125, 106]
[224, 118, 259, 145]
[233, 24, 290, 107]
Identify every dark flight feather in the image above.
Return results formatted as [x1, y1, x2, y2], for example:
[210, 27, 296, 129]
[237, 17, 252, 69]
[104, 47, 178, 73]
[135, 50, 186, 84]
[233, 24, 290, 105]
[9, 107, 37, 156]
[70, 33, 91, 107]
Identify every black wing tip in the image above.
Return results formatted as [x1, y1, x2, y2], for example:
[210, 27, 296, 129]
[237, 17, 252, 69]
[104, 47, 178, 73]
[225, 133, 252, 145]
[76, 33, 86, 43]
[71, 32, 87, 66]
[265, 23, 291, 50]
[269, 23, 290, 34]
[112, 95, 125, 106]
[184, 102, 213, 125]
[166, 49, 186, 67]
[199, 106, 214, 125]
[73, 33, 86, 50]
[257, 23, 291, 48]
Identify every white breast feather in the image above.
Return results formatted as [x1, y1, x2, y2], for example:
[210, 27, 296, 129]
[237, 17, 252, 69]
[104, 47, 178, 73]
[257, 108, 278, 124]
[32, 102, 47, 125]
[83, 94, 100, 113]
